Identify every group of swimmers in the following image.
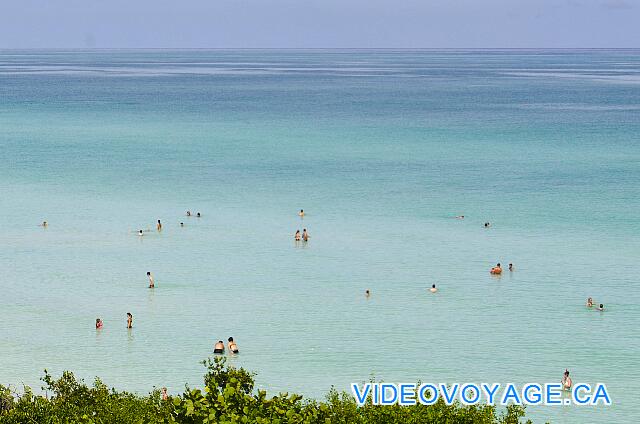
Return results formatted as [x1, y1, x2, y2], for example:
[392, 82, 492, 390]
[364, 283, 438, 298]
[214, 337, 239, 354]
[586, 297, 605, 311]
[489, 263, 513, 275]
[134, 211, 202, 236]
[293, 209, 311, 242]
[294, 229, 310, 242]
[94, 312, 133, 329]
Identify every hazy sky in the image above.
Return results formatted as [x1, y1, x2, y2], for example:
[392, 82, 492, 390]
[0, 0, 638, 48]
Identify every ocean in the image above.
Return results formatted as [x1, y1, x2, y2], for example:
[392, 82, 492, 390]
[1, 49, 639, 422]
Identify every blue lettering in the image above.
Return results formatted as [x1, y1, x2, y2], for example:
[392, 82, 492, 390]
[351, 383, 371, 406]
[380, 384, 398, 405]
[460, 384, 480, 404]
[440, 384, 459, 405]
[418, 384, 438, 405]
[572, 384, 591, 405]
[399, 384, 416, 405]
[592, 384, 612, 405]
[501, 383, 521, 405]
[546, 384, 562, 405]
[522, 384, 542, 404]
[481, 383, 500, 405]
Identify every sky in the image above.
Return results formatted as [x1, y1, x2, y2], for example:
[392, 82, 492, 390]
[0, 0, 638, 48]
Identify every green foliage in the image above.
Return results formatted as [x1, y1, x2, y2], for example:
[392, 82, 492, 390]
[0, 357, 532, 423]
[0, 371, 170, 423]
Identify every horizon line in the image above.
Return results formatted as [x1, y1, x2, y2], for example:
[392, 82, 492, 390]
[1, 47, 639, 51]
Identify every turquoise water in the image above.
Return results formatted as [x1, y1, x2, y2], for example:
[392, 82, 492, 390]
[1, 49, 639, 423]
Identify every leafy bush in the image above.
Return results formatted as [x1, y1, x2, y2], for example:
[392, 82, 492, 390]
[0, 357, 531, 423]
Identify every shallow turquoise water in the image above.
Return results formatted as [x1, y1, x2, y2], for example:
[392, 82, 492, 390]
[1, 49, 639, 422]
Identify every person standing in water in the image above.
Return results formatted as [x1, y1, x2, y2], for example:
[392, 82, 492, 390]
[127, 312, 133, 329]
[161, 387, 168, 401]
[227, 337, 239, 354]
[508, 263, 513, 272]
[40, 221, 48, 227]
[294, 230, 301, 241]
[586, 297, 594, 308]
[365, 289, 370, 298]
[147, 271, 154, 288]
[95, 318, 103, 329]
[196, 212, 201, 218]
[430, 284, 438, 293]
[561, 370, 572, 390]
[299, 209, 305, 217]
[138, 229, 144, 236]
[157, 220, 162, 231]
[302, 229, 309, 242]
[186, 211, 191, 217]
[213, 340, 225, 354]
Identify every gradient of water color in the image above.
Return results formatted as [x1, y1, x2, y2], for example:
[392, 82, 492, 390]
[1, 49, 639, 423]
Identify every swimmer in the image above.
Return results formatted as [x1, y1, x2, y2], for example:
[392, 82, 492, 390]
[196, 212, 201, 218]
[596, 303, 605, 311]
[430, 284, 438, 293]
[490, 263, 502, 274]
[561, 369, 572, 390]
[138, 229, 144, 236]
[484, 222, 491, 228]
[127, 312, 133, 329]
[455, 215, 464, 219]
[299, 209, 305, 217]
[157, 220, 162, 231]
[40, 221, 48, 227]
[365, 289, 370, 298]
[161, 387, 168, 401]
[302, 228, 309, 242]
[227, 337, 239, 354]
[95, 318, 103, 329]
[186, 211, 191, 217]
[586, 297, 593, 308]
[295, 230, 301, 241]
[213, 340, 225, 354]
[180, 222, 184, 227]
[508, 263, 513, 272]
[147, 271, 154, 288]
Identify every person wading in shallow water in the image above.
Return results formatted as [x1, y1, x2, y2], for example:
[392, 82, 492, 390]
[127, 312, 133, 329]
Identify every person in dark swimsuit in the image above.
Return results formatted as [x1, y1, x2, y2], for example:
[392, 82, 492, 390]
[214, 340, 225, 354]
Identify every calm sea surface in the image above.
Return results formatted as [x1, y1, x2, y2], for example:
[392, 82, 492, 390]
[1, 49, 639, 423]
